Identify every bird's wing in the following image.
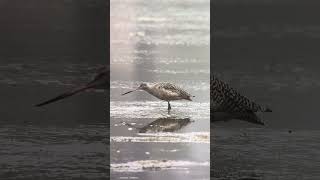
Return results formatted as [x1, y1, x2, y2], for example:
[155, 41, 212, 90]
[157, 82, 192, 99]
[211, 75, 271, 113]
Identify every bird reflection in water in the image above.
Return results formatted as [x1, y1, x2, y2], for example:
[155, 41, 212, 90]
[125, 117, 192, 133]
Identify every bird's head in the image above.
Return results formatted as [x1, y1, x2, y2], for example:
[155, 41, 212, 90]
[137, 83, 148, 90]
[121, 82, 149, 96]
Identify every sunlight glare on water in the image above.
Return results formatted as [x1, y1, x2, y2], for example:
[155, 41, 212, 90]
[110, 0, 210, 179]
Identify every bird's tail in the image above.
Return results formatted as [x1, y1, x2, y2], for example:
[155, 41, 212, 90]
[186, 95, 195, 101]
[252, 101, 272, 112]
[35, 85, 92, 107]
[264, 107, 272, 112]
[260, 106, 272, 112]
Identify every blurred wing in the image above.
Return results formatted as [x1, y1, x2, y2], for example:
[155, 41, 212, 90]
[211, 75, 271, 113]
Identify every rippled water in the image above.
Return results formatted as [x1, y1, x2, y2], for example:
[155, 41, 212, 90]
[110, 0, 210, 179]
[0, 125, 108, 179]
[212, 128, 320, 179]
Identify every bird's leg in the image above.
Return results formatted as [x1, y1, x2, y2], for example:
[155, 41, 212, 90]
[167, 102, 171, 114]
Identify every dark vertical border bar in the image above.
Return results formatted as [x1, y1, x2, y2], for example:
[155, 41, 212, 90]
[210, 0, 214, 178]
[106, 0, 110, 179]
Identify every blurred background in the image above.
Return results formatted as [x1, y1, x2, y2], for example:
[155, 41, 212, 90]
[0, 1, 109, 179]
[212, 0, 320, 179]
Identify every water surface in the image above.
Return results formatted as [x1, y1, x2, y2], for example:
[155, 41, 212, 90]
[110, 0, 210, 179]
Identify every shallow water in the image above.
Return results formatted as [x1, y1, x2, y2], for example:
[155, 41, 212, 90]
[110, 0, 210, 179]
[212, 127, 320, 179]
[0, 125, 108, 179]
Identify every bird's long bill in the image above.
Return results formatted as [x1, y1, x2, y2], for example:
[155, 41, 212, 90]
[121, 89, 138, 96]
[35, 85, 91, 107]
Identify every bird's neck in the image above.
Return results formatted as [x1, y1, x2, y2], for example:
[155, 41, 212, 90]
[143, 85, 153, 94]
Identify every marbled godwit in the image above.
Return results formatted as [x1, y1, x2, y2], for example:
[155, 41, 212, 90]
[35, 66, 109, 107]
[122, 82, 194, 111]
[211, 75, 271, 125]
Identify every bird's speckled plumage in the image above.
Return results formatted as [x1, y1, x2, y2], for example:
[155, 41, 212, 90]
[148, 82, 193, 101]
[211, 75, 271, 125]
[122, 82, 193, 112]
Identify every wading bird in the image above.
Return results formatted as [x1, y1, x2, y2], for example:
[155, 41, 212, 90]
[35, 66, 109, 107]
[211, 75, 271, 125]
[122, 82, 194, 112]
